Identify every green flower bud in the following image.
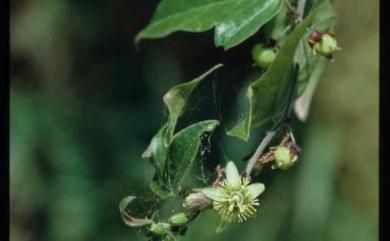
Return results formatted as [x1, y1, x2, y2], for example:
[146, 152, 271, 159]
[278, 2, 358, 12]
[150, 223, 169, 236]
[252, 44, 276, 68]
[274, 147, 294, 170]
[313, 33, 338, 57]
[184, 192, 212, 210]
[169, 213, 188, 226]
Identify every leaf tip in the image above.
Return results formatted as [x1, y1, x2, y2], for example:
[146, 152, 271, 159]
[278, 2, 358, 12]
[294, 98, 309, 122]
[119, 195, 137, 213]
[227, 121, 250, 142]
[133, 32, 143, 49]
[208, 63, 224, 73]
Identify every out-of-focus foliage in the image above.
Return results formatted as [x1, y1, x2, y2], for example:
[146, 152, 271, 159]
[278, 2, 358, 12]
[10, 0, 378, 241]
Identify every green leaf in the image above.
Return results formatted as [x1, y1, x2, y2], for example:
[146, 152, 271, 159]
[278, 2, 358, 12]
[150, 178, 172, 198]
[119, 196, 152, 227]
[142, 64, 222, 181]
[143, 124, 169, 177]
[149, 120, 220, 197]
[294, 58, 327, 121]
[227, 9, 318, 141]
[143, 65, 223, 198]
[136, 0, 283, 50]
[163, 63, 223, 139]
[119, 195, 136, 213]
[165, 120, 220, 189]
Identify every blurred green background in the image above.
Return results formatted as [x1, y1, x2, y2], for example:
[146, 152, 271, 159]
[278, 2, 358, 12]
[10, 0, 378, 241]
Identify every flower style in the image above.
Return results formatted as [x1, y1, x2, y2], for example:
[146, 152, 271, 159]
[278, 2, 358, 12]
[201, 161, 265, 224]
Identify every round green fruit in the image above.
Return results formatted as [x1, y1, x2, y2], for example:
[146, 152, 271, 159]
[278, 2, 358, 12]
[169, 213, 188, 226]
[252, 44, 276, 68]
[274, 147, 294, 170]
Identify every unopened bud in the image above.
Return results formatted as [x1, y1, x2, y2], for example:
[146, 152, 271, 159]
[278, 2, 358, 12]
[184, 192, 212, 210]
[169, 213, 188, 226]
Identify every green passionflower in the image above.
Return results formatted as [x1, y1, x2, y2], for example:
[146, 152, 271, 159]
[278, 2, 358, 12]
[201, 161, 265, 226]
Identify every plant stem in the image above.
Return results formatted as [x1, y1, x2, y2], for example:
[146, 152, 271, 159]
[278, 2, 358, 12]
[294, 0, 307, 63]
[297, 0, 307, 22]
[283, 0, 295, 12]
[244, 130, 276, 177]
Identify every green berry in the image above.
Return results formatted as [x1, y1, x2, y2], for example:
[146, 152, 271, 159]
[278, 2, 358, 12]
[252, 44, 276, 68]
[274, 147, 294, 170]
[314, 34, 338, 57]
[251, 44, 264, 60]
[169, 213, 188, 226]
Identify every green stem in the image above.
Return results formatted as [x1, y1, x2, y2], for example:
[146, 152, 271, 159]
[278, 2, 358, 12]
[283, 0, 296, 12]
[244, 130, 276, 177]
[297, 0, 307, 22]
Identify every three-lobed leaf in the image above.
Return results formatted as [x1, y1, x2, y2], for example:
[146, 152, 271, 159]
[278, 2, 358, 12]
[136, 0, 283, 50]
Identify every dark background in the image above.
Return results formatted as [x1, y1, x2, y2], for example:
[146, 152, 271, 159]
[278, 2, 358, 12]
[10, 0, 378, 241]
